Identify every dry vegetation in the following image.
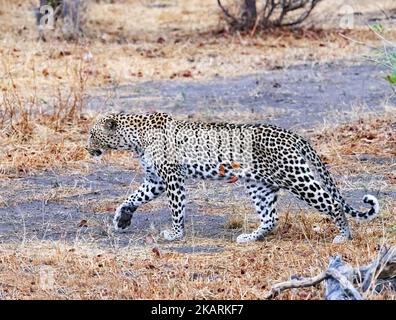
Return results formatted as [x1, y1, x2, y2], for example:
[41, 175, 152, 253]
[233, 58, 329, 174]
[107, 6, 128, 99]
[1, 0, 396, 177]
[0, 0, 395, 300]
[0, 212, 395, 300]
[312, 112, 396, 180]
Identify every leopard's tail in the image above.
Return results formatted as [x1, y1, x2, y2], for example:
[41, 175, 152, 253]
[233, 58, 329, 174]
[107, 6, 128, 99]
[300, 138, 379, 221]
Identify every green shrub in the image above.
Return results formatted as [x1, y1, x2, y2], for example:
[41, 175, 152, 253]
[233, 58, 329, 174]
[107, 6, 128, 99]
[370, 24, 396, 86]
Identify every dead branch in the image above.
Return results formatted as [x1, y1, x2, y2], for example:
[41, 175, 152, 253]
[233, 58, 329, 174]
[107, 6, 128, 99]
[264, 272, 327, 299]
[361, 246, 396, 293]
[326, 268, 363, 300]
[278, 0, 321, 27]
[217, 0, 239, 26]
[265, 246, 396, 300]
[324, 255, 362, 300]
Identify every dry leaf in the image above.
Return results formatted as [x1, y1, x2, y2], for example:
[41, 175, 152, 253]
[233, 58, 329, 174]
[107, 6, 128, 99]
[182, 70, 192, 78]
[152, 247, 161, 258]
[42, 68, 49, 77]
[78, 219, 88, 228]
[157, 37, 166, 44]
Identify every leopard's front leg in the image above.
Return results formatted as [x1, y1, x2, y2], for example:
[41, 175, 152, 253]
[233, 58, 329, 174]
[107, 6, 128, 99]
[161, 173, 186, 241]
[113, 172, 165, 231]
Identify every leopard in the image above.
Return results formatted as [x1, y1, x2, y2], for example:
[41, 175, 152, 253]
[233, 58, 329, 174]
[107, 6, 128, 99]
[86, 112, 379, 244]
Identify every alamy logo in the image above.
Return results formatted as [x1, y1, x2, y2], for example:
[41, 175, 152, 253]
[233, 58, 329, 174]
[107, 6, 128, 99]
[148, 122, 254, 166]
[39, 266, 55, 290]
[38, 5, 56, 30]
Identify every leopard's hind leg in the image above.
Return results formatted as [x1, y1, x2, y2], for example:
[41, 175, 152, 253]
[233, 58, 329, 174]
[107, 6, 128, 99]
[279, 157, 351, 243]
[237, 182, 279, 243]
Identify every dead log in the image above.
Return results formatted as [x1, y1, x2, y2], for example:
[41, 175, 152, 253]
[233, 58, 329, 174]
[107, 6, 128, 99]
[360, 246, 396, 293]
[325, 256, 362, 300]
[265, 245, 396, 300]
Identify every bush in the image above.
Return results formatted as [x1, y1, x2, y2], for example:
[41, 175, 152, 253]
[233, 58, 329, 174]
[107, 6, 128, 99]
[218, 0, 322, 31]
[369, 24, 396, 87]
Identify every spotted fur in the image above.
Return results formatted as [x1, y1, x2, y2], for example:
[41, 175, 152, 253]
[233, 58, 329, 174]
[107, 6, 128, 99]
[87, 112, 379, 243]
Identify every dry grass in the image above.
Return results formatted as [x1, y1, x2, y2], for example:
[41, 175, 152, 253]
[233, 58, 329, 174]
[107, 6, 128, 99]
[1, 0, 395, 177]
[312, 111, 396, 179]
[0, 0, 395, 300]
[0, 112, 394, 299]
[0, 199, 395, 300]
[2, 1, 396, 92]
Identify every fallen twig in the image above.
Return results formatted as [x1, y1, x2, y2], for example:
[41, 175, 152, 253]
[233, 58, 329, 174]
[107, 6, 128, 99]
[264, 272, 327, 299]
[265, 245, 396, 300]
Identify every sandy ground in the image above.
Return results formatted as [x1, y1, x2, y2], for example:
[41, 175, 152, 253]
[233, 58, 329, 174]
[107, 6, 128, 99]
[0, 0, 395, 300]
[1, 62, 394, 253]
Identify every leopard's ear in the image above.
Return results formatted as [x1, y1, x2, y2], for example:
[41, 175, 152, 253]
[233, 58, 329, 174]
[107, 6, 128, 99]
[104, 118, 117, 131]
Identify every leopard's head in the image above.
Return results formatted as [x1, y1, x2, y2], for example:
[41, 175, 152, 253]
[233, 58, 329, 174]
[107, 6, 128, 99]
[86, 113, 140, 159]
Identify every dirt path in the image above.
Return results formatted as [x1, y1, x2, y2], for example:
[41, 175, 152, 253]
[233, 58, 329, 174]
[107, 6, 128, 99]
[1, 62, 395, 251]
[88, 62, 395, 129]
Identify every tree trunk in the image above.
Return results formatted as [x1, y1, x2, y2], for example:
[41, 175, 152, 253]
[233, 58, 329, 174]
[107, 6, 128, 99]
[240, 0, 257, 29]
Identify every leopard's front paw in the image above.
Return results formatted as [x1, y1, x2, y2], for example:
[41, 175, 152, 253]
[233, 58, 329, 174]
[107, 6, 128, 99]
[161, 229, 184, 241]
[236, 233, 258, 243]
[113, 205, 136, 231]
